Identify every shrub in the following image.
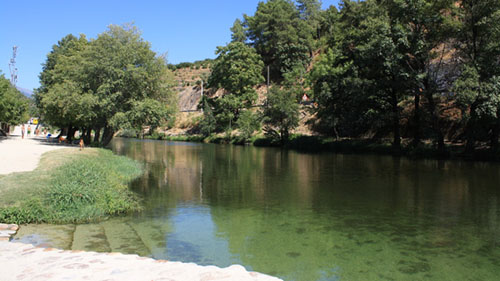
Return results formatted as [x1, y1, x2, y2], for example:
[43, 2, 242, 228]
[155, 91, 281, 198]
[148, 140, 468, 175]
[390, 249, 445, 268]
[236, 110, 261, 142]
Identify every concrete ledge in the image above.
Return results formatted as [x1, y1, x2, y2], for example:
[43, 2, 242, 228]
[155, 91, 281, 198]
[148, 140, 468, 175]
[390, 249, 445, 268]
[0, 241, 282, 281]
[0, 224, 19, 241]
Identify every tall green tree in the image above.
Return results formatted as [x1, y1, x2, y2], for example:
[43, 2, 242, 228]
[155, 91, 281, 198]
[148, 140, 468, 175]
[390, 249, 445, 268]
[36, 24, 177, 146]
[341, 0, 412, 149]
[35, 34, 89, 138]
[379, 0, 454, 149]
[244, 0, 313, 80]
[297, 0, 323, 41]
[230, 19, 247, 43]
[454, 0, 500, 152]
[37, 34, 85, 94]
[308, 47, 366, 138]
[263, 86, 300, 143]
[207, 42, 264, 131]
[0, 74, 29, 132]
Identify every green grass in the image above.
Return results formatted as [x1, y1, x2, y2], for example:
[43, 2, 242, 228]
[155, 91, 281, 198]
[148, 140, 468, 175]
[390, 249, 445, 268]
[0, 148, 143, 224]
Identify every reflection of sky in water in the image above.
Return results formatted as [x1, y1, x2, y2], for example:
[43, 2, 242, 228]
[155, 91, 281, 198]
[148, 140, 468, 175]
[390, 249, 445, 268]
[164, 205, 239, 268]
[14, 234, 50, 247]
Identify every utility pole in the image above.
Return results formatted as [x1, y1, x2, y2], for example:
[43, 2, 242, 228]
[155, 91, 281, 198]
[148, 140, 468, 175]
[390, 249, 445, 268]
[266, 65, 270, 94]
[9, 46, 18, 86]
[200, 80, 204, 113]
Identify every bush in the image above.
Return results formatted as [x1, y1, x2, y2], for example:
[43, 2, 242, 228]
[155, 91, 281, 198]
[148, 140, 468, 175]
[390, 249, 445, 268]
[148, 131, 166, 140]
[236, 110, 261, 142]
[117, 129, 138, 138]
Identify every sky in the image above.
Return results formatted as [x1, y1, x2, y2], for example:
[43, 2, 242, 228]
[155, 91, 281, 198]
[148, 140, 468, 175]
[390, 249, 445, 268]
[0, 0, 340, 92]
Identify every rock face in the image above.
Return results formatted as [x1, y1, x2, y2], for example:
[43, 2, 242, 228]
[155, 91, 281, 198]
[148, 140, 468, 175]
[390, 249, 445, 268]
[178, 86, 202, 112]
[0, 241, 282, 281]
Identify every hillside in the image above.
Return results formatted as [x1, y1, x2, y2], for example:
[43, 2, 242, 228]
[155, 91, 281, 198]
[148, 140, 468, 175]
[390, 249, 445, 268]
[173, 65, 211, 112]
[169, 63, 318, 136]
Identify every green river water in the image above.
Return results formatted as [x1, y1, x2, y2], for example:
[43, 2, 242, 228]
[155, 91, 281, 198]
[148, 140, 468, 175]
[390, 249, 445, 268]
[13, 138, 500, 280]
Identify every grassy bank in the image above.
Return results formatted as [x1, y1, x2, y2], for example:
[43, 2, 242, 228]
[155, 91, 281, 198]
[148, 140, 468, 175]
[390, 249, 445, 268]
[140, 132, 500, 161]
[283, 135, 500, 161]
[0, 148, 143, 224]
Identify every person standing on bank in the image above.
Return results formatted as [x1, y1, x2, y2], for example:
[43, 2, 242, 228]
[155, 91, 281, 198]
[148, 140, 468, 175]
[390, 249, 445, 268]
[21, 124, 25, 139]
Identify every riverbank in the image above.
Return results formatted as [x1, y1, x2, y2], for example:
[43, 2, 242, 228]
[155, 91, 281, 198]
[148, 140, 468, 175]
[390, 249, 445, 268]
[0, 143, 143, 224]
[139, 133, 500, 161]
[0, 135, 282, 281]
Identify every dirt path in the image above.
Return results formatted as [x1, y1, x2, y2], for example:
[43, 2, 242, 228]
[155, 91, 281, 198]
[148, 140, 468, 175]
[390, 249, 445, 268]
[0, 126, 67, 175]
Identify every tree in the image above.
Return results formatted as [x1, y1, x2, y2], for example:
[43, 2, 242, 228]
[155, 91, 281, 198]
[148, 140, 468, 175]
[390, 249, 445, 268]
[297, 0, 324, 41]
[207, 42, 264, 131]
[230, 19, 247, 43]
[308, 47, 364, 138]
[0, 74, 29, 133]
[36, 24, 177, 146]
[236, 110, 261, 141]
[35, 34, 89, 139]
[377, 0, 454, 149]
[126, 98, 175, 138]
[262, 86, 299, 143]
[454, 0, 500, 152]
[340, 1, 412, 149]
[244, 0, 313, 80]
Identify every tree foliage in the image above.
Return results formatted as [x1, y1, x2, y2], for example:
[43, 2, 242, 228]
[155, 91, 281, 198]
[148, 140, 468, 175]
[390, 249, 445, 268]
[195, 0, 500, 152]
[230, 19, 247, 43]
[263, 86, 300, 143]
[244, 0, 315, 80]
[36, 24, 177, 145]
[236, 110, 261, 141]
[207, 42, 264, 131]
[0, 74, 29, 128]
[453, 0, 500, 152]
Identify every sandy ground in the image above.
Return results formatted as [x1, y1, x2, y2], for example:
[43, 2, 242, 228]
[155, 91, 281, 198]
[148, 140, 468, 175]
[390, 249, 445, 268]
[0, 125, 67, 175]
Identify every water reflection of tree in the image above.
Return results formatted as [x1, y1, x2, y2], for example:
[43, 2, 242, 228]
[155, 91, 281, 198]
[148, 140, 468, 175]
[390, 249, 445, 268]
[111, 139, 500, 280]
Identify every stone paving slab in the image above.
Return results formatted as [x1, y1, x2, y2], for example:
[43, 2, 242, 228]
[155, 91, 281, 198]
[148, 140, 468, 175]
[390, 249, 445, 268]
[0, 224, 19, 241]
[0, 242, 282, 281]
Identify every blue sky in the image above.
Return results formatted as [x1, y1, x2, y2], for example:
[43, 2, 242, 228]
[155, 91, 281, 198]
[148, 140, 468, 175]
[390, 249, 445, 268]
[0, 0, 340, 91]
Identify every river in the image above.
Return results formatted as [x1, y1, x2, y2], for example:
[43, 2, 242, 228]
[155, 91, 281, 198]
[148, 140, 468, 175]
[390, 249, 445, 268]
[13, 138, 500, 280]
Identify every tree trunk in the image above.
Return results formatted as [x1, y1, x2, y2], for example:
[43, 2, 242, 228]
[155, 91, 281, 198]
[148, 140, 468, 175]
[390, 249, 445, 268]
[101, 126, 115, 147]
[84, 128, 92, 145]
[0, 123, 7, 136]
[333, 125, 340, 140]
[56, 127, 67, 139]
[491, 108, 500, 152]
[94, 127, 101, 143]
[391, 91, 401, 150]
[424, 87, 445, 154]
[67, 126, 77, 142]
[413, 91, 421, 145]
[465, 102, 477, 154]
[0, 123, 9, 136]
